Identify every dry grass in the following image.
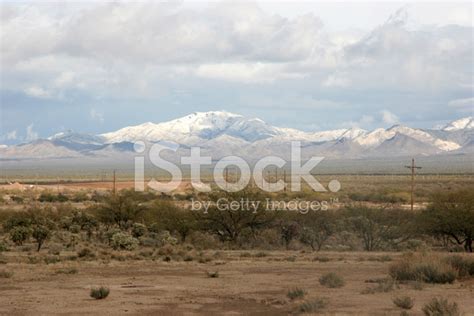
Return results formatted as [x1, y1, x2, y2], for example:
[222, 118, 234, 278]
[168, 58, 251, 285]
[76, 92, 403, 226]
[319, 272, 345, 288]
[389, 253, 458, 284]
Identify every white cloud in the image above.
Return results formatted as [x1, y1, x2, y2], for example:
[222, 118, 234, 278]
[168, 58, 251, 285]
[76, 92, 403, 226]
[448, 97, 474, 109]
[6, 130, 17, 140]
[381, 110, 399, 125]
[26, 124, 38, 141]
[90, 109, 104, 123]
[24, 86, 52, 99]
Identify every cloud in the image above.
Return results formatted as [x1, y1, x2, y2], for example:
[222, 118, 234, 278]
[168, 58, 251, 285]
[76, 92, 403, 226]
[381, 110, 399, 125]
[448, 97, 474, 109]
[25, 124, 38, 141]
[0, 2, 471, 135]
[6, 130, 17, 140]
[24, 86, 52, 99]
[90, 109, 104, 123]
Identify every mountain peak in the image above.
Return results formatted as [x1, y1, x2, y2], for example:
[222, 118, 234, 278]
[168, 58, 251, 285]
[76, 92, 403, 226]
[443, 116, 473, 131]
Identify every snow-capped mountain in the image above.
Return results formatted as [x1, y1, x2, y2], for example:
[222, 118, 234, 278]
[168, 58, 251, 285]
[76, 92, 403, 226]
[442, 117, 474, 131]
[1, 112, 473, 161]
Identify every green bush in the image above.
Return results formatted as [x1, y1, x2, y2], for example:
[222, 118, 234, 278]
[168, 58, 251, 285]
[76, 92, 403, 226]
[110, 232, 139, 251]
[287, 288, 306, 300]
[0, 242, 8, 252]
[393, 296, 414, 310]
[422, 298, 460, 316]
[90, 286, 110, 300]
[10, 226, 30, 245]
[131, 223, 147, 238]
[319, 272, 345, 288]
[32, 225, 50, 252]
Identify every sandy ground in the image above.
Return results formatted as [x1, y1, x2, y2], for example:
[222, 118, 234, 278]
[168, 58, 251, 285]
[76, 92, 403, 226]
[0, 251, 473, 315]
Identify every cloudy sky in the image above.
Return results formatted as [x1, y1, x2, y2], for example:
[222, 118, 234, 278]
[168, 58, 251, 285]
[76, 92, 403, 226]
[0, 1, 472, 144]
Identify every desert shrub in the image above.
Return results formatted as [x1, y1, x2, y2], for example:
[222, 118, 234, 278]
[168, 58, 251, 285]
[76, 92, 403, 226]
[345, 207, 414, 251]
[298, 298, 328, 313]
[443, 255, 474, 278]
[188, 231, 220, 249]
[254, 251, 268, 258]
[299, 211, 335, 251]
[44, 256, 61, 264]
[56, 267, 78, 274]
[32, 225, 51, 251]
[389, 253, 457, 284]
[157, 244, 175, 256]
[422, 298, 460, 316]
[362, 278, 397, 294]
[48, 243, 63, 255]
[38, 192, 69, 202]
[147, 201, 197, 242]
[198, 255, 212, 263]
[287, 288, 306, 300]
[157, 230, 178, 246]
[69, 224, 81, 234]
[77, 248, 96, 259]
[10, 226, 30, 245]
[27, 256, 41, 264]
[72, 191, 89, 202]
[110, 232, 139, 250]
[95, 193, 147, 229]
[206, 271, 219, 278]
[313, 256, 331, 262]
[183, 254, 194, 262]
[10, 195, 24, 203]
[0, 270, 13, 278]
[393, 296, 415, 310]
[319, 272, 345, 288]
[90, 286, 110, 300]
[367, 255, 392, 262]
[0, 241, 8, 252]
[240, 252, 251, 258]
[131, 223, 147, 238]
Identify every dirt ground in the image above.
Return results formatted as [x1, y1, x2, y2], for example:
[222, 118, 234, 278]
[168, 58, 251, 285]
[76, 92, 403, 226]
[1, 251, 473, 315]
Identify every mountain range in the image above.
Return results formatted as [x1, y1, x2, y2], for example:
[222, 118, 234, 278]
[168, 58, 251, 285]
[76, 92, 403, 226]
[1, 111, 473, 162]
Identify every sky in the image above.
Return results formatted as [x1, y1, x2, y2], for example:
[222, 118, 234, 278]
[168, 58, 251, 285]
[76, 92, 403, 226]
[0, 1, 473, 144]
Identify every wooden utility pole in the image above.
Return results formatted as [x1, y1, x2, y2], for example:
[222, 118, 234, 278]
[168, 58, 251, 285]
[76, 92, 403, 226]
[283, 169, 287, 192]
[225, 167, 229, 190]
[112, 170, 116, 195]
[405, 158, 421, 211]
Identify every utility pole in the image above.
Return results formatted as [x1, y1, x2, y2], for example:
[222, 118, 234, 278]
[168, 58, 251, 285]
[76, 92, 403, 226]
[405, 158, 421, 211]
[225, 167, 228, 191]
[112, 170, 116, 195]
[283, 169, 287, 192]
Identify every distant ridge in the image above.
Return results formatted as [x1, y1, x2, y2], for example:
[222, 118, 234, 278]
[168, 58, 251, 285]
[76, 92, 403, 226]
[1, 112, 472, 160]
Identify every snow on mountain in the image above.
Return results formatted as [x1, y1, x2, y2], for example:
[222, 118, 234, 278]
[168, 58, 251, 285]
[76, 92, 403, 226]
[1, 113, 472, 160]
[48, 130, 105, 145]
[101, 111, 280, 144]
[443, 116, 474, 131]
[354, 125, 461, 151]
